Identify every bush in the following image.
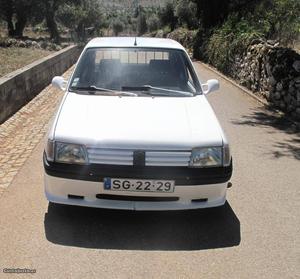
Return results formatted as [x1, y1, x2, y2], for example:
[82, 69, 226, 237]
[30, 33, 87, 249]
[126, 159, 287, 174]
[175, 0, 198, 29]
[192, 26, 212, 61]
[194, 0, 300, 73]
[167, 27, 197, 51]
[205, 15, 263, 74]
[137, 12, 147, 35]
[112, 20, 124, 36]
[252, 0, 300, 46]
[159, 2, 177, 31]
[147, 15, 160, 32]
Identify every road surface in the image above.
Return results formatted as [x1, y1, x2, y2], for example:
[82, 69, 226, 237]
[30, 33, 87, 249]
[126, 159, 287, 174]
[0, 62, 299, 279]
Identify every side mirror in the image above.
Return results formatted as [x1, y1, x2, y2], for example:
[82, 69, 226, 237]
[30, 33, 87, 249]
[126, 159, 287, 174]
[52, 76, 67, 91]
[202, 79, 220, 95]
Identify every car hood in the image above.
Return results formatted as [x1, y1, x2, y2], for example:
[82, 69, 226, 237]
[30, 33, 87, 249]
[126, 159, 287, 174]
[54, 92, 224, 150]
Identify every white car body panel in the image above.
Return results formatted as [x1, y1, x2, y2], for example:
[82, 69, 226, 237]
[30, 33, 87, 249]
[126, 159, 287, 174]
[45, 174, 227, 211]
[54, 93, 223, 150]
[85, 37, 186, 50]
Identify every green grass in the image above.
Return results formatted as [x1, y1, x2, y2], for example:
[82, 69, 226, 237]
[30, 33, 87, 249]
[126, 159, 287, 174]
[0, 47, 54, 77]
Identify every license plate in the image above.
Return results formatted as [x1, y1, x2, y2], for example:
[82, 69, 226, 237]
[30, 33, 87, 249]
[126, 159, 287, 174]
[103, 178, 175, 193]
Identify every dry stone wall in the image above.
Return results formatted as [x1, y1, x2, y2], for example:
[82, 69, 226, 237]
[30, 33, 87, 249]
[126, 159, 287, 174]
[155, 28, 300, 120]
[230, 41, 300, 119]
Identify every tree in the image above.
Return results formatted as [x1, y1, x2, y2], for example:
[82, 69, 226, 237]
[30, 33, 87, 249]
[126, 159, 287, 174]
[192, 0, 228, 28]
[43, 0, 61, 43]
[191, 0, 259, 29]
[57, 0, 104, 41]
[175, 0, 198, 29]
[0, 0, 37, 37]
[262, 0, 300, 45]
[137, 12, 147, 35]
[147, 15, 160, 32]
[159, 1, 177, 31]
[112, 19, 124, 36]
[37, 0, 81, 43]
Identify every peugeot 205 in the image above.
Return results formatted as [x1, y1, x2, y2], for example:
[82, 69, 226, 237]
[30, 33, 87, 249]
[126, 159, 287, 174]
[44, 37, 233, 210]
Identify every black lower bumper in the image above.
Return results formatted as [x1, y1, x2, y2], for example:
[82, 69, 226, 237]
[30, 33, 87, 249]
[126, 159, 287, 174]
[43, 153, 232, 186]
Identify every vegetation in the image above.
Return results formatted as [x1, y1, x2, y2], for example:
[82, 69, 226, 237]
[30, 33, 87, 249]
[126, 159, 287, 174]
[136, 8, 148, 35]
[204, 15, 264, 73]
[0, 0, 106, 42]
[197, 0, 300, 73]
[0, 0, 299, 57]
[158, 2, 177, 31]
[112, 20, 124, 36]
[0, 0, 37, 37]
[57, 0, 105, 41]
[147, 15, 160, 32]
[167, 27, 197, 52]
[175, 0, 197, 29]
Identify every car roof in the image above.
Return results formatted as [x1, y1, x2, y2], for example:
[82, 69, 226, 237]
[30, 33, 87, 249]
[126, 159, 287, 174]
[85, 37, 185, 51]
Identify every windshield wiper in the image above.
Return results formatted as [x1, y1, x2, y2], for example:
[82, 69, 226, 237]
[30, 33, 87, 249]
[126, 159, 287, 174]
[70, 85, 137, 96]
[122, 85, 194, 97]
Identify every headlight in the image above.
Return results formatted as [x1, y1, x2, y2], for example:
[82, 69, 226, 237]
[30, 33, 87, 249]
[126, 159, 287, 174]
[55, 142, 88, 164]
[189, 147, 222, 167]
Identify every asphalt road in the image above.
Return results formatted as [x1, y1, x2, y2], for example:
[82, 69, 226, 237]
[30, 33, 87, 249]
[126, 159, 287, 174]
[0, 62, 299, 279]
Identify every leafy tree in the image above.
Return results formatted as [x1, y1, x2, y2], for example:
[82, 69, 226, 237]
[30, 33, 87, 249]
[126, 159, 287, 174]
[137, 12, 147, 35]
[192, 0, 261, 29]
[147, 15, 160, 32]
[57, 0, 104, 42]
[112, 19, 124, 36]
[0, 0, 38, 37]
[175, 0, 198, 29]
[35, 0, 80, 43]
[130, 17, 138, 35]
[260, 0, 300, 45]
[159, 1, 177, 31]
[43, 0, 62, 43]
[191, 0, 228, 28]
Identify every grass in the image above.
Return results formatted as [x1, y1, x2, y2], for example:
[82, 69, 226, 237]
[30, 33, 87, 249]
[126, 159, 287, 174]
[0, 47, 54, 77]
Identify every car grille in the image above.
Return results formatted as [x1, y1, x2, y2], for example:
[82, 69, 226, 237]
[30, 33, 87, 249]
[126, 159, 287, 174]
[87, 148, 133, 165]
[87, 148, 191, 167]
[145, 151, 191, 166]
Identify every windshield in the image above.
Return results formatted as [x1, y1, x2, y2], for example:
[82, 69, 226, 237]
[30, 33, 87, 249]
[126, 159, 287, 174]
[69, 47, 201, 96]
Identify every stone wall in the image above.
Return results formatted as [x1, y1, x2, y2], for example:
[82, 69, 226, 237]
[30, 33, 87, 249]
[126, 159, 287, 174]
[0, 45, 81, 124]
[232, 42, 300, 119]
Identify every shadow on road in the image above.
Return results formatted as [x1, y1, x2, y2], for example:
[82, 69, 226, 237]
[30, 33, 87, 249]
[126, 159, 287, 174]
[232, 107, 300, 160]
[44, 202, 240, 251]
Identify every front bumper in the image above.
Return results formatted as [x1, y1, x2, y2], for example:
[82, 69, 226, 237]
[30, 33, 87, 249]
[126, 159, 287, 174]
[44, 154, 232, 210]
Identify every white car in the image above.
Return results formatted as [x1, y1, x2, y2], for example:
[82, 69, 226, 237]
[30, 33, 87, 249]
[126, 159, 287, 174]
[44, 37, 232, 210]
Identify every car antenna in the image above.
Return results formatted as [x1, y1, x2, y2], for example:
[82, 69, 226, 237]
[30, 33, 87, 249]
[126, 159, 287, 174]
[134, 37, 137, 46]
